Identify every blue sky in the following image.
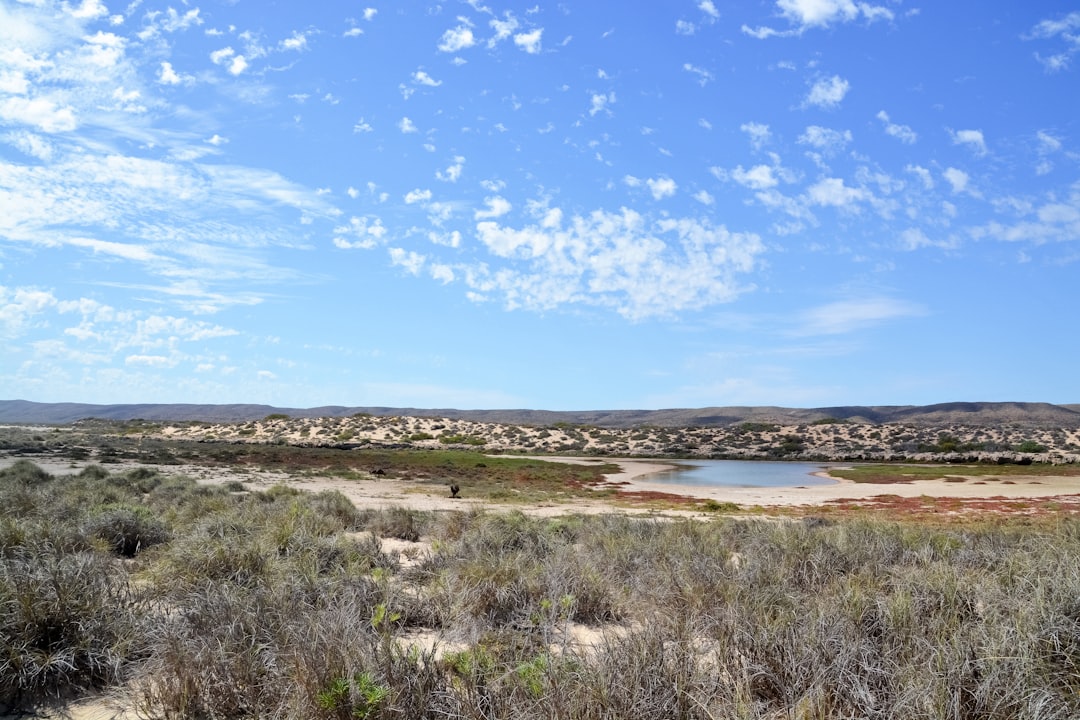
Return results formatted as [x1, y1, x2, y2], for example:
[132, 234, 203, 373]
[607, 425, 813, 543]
[1, 0, 1078, 411]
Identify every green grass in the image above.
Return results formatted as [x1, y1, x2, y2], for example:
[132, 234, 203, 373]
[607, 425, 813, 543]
[830, 462, 1080, 483]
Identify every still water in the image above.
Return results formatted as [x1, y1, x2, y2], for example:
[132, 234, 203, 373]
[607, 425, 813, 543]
[648, 459, 838, 488]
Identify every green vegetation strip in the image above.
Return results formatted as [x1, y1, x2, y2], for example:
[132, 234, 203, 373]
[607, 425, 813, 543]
[831, 463, 1080, 484]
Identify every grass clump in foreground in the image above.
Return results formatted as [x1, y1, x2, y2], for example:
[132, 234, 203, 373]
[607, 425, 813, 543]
[3, 459, 1080, 718]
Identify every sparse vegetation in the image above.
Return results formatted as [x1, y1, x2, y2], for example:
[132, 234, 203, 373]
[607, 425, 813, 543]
[4, 457, 1080, 718]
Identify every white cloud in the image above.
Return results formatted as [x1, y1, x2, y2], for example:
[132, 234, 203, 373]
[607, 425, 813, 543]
[876, 110, 917, 143]
[905, 164, 934, 190]
[805, 75, 850, 109]
[699, 1, 720, 19]
[1035, 130, 1063, 174]
[438, 24, 475, 53]
[943, 167, 971, 194]
[66, 236, 158, 262]
[0, 70, 29, 95]
[797, 125, 852, 153]
[781, 0, 891, 27]
[693, 190, 715, 205]
[676, 20, 696, 35]
[951, 128, 987, 156]
[280, 31, 309, 52]
[646, 176, 677, 200]
[968, 188, 1080, 245]
[806, 177, 869, 207]
[125, 354, 175, 367]
[67, 0, 109, 20]
[1026, 11, 1080, 72]
[437, 156, 465, 182]
[489, 13, 520, 45]
[389, 247, 426, 275]
[162, 7, 203, 32]
[413, 70, 441, 87]
[157, 61, 193, 86]
[589, 91, 616, 116]
[741, 122, 771, 149]
[0, 286, 58, 338]
[1037, 130, 1062, 153]
[475, 196, 512, 219]
[731, 165, 779, 190]
[429, 230, 462, 247]
[745, 0, 893, 36]
[898, 228, 955, 251]
[210, 46, 249, 75]
[210, 46, 235, 65]
[404, 188, 432, 204]
[332, 215, 386, 249]
[3, 130, 55, 161]
[398, 117, 418, 133]
[0, 97, 78, 133]
[683, 62, 713, 85]
[353, 117, 373, 133]
[363, 8, 378, 21]
[463, 209, 764, 319]
[514, 28, 543, 54]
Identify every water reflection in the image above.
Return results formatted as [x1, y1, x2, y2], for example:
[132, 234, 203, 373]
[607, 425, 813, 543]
[649, 459, 837, 488]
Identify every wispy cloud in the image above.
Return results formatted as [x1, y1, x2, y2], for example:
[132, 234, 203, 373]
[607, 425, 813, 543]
[794, 297, 924, 336]
[1025, 11, 1080, 72]
[876, 110, 917, 144]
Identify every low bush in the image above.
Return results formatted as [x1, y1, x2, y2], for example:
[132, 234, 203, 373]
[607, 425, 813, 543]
[3, 460, 1080, 719]
[83, 504, 169, 557]
[0, 544, 142, 709]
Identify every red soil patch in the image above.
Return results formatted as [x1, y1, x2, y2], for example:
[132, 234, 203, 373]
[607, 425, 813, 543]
[615, 489, 700, 505]
[821, 492, 1080, 520]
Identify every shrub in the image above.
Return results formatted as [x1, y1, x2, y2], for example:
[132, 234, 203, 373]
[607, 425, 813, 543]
[0, 545, 142, 708]
[362, 506, 426, 542]
[0, 460, 52, 487]
[83, 505, 170, 558]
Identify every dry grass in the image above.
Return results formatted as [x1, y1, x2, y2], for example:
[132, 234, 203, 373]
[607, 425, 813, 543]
[4, 459, 1080, 719]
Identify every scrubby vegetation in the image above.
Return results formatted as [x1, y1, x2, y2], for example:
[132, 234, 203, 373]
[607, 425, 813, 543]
[5, 415, 1080, 466]
[2, 458, 1080, 718]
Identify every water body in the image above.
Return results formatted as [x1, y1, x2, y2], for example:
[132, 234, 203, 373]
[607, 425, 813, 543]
[648, 459, 838, 489]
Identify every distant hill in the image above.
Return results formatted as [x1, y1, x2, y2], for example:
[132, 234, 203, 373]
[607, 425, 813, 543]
[2, 399, 1079, 428]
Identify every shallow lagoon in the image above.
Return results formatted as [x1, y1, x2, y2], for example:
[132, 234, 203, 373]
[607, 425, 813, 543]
[648, 459, 838, 488]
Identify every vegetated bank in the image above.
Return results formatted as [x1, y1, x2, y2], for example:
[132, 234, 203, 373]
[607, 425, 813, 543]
[16, 413, 1080, 466]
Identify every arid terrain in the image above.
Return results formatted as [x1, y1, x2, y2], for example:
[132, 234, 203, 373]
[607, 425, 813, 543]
[3, 407, 1080, 519]
[4, 406, 1080, 719]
